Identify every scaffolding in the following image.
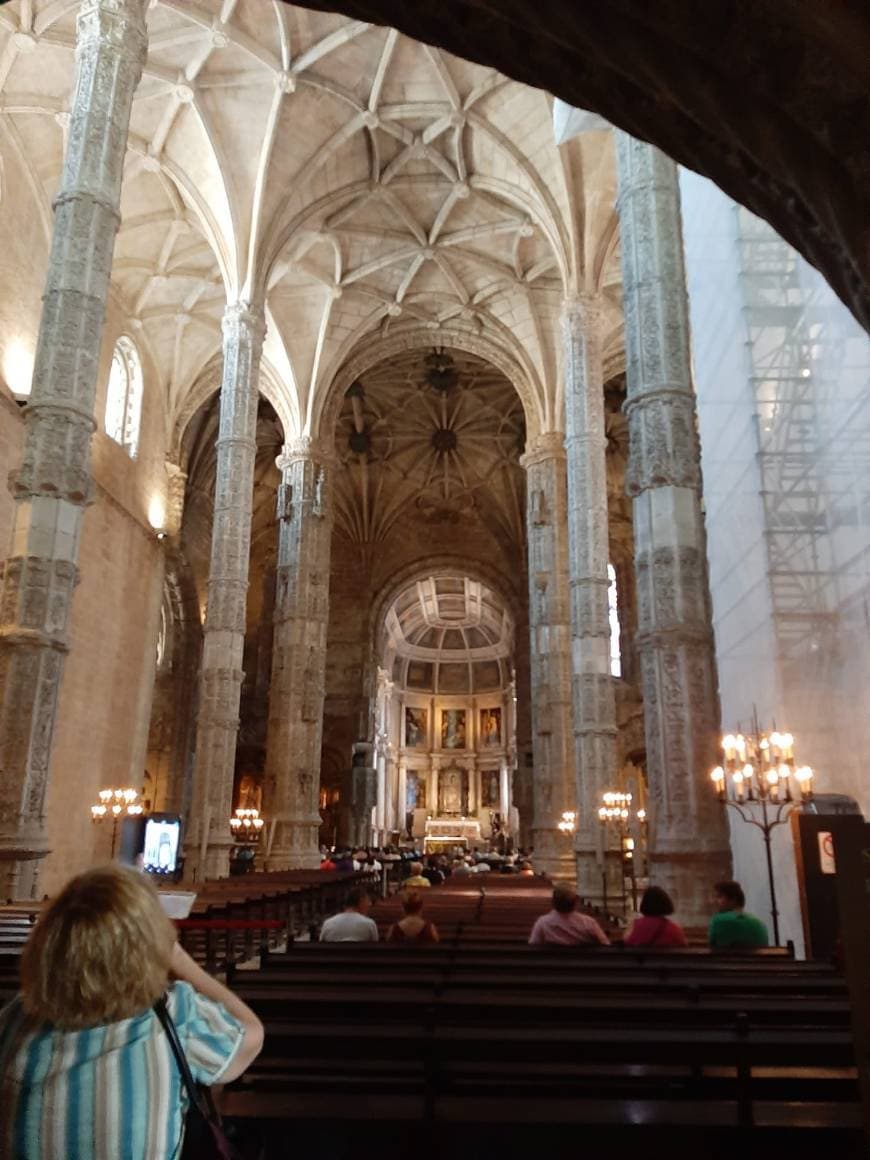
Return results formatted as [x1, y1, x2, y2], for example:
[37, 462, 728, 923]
[735, 207, 870, 773]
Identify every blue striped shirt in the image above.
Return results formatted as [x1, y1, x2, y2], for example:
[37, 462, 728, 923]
[0, 981, 243, 1159]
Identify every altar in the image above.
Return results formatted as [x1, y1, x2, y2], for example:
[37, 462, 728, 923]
[423, 817, 482, 854]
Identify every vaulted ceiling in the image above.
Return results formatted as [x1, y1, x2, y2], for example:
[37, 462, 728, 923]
[291, 0, 870, 336]
[0, 0, 625, 455]
[333, 348, 525, 548]
[384, 573, 514, 695]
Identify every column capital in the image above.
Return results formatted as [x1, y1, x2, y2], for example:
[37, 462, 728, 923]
[561, 294, 605, 336]
[520, 430, 566, 469]
[276, 436, 335, 472]
[221, 300, 266, 343]
[77, 0, 148, 62]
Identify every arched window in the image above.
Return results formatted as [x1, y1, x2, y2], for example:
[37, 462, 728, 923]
[155, 600, 168, 670]
[607, 563, 621, 677]
[104, 336, 143, 458]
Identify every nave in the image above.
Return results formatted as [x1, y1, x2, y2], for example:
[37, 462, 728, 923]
[1, 868, 860, 1158]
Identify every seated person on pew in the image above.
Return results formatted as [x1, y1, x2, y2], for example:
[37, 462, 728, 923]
[529, 887, 610, 947]
[403, 862, 431, 889]
[333, 850, 355, 873]
[624, 886, 688, 948]
[386, 892, 441, 944]
[0, 864, 264, 1160]
[319, 887, 379, 942]
[422, 857, 445, 886]
[709, 880, 769, 949]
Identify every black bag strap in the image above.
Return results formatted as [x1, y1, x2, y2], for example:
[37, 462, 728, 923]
[154, 994, 207, 1114]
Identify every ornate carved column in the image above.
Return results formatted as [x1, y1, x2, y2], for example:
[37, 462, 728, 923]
[0, 0, 147, 898]
[562, 298, 619, 898]
[512, 623, 534, 847]
[262, 438, 333, 868]
[184, 302, 265, 881]
[520, 433, 575, 881]
[616, 135, 730, 923]
[348, 741, 375, 849]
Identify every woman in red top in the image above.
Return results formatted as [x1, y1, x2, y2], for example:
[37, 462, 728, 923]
[386, 892, 440, 944]
[624, 886, 688, 948]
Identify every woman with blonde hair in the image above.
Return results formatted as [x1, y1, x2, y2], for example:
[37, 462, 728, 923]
[0, 864, 263, 1158]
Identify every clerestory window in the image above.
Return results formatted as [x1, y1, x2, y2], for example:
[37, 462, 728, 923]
[104, 336, 143, 458]
[608, 562, 621, 677]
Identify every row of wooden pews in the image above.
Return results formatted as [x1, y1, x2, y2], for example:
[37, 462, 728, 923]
[0, 904, 38, 1000]
[0, 868, 370, 1002]
[174, 868, 369, 972]
[364, 873, 624, 943]
[220, 876, 862, 1157]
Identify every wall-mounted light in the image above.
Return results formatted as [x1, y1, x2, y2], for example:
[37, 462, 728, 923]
[148, 495, 167, 542]
[3, 341, 34, 400]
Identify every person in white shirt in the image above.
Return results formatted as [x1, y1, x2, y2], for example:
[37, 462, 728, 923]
[319, 888, 379, 942]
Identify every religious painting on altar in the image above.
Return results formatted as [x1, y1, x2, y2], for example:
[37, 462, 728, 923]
[440, 709, 466, 749]
[405, 707, 428, 749]
[480, 707, 501, 747]
[480, 768, 500, 808]
[438, 764, 467, 816]
[406, 772, 423, 812]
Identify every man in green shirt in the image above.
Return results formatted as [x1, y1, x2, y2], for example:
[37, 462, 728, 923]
[709, 880, 770, 948]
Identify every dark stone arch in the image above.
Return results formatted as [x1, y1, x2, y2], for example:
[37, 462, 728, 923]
[289, 0, 870, 331]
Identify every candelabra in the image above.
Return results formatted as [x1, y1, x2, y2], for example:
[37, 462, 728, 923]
[91, 788, 143, 859]
[230, 807, 265, 842]
[557, 810, 576, 835]
[711, 727, 814, 945]
[598, 792, 648, 913]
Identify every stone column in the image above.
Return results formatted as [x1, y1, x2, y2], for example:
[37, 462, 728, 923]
[375, 749, 387, 841]
[616, 135, 730, 924]
[562, 298, 619, 899]
[348, 742, 375, 849]
[0, 0, 147, 898]
[467, 756, 477, 816]
[384, 748, 397, 836]
[497, 760, 507, 823]
[184, 302, 265, 881]
[429, 760, 439, 815]
[520, 433, 575, 881]
[262, 438, 333, 868]
[397, 759, 407, 838]
[512, 623, 534, 848]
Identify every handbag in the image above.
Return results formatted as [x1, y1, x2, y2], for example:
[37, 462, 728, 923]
[154, 995, 238, 1160]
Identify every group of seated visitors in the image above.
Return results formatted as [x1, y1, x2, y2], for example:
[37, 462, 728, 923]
[319, 845, 537, 880]
[0, 864, 265, 1158]
[527, 880, 769, 949]
[319, 847, 384, 873]
[319, 888, 439, 944]
[421, 851, 535, 879]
